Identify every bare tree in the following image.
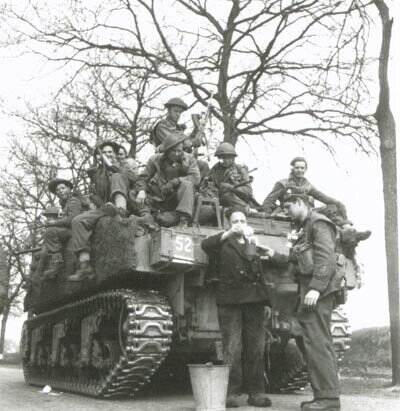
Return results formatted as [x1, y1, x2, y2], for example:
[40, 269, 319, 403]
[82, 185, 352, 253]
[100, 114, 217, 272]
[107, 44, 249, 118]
[4, 0, 376, 149]
[373, 0, 399, 387]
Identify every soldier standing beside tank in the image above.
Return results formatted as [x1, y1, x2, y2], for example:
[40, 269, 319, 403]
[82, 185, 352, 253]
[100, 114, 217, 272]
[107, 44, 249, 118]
[136, 133, 200, 227]
[41, 178, 83, 279]
[201, 208, 271, 408]
[262, 194, 341, 411]
[202, 143, 253, 210]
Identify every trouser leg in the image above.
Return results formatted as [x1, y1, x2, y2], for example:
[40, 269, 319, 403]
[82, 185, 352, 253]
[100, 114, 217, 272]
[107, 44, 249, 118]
[220, 192, 248, 209]
[43, 227, 71, 253]
[175, 179, 195, 217]
[218, 304, 243, 394]
[70, 209, 106, 254]
[242, 303, 266, 394]
[110, 173, 129, 201]
[297, 293, 340, 399]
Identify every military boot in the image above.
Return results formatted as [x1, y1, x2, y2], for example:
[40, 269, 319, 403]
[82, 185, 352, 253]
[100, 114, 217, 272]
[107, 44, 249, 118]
[248, 393, 272, 407]
[226, 394, 248, 408]
[102, 202, 128, 218]
[178, 213, 191, 228]
[67, 261, 94, 282]
[301, 398, 340, 411]
[42, 253, 63, 280]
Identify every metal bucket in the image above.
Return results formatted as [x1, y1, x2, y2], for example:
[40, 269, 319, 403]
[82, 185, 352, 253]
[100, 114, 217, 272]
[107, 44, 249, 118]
[188, 364, 230, 411]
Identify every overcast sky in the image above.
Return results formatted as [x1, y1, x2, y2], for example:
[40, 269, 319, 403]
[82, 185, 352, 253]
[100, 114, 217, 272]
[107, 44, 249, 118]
[0, 1, 399, 344]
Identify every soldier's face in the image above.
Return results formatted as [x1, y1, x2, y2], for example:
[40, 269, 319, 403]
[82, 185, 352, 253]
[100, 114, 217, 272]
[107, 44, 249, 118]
[166, 143, 184, 162]
[283, 200, 307, 222]
[220, 155, 235, 168]
[101, 145, 116, 161]
[168, 106, 184, 123]
[118, 148, 127, 161]
[55, 184, 71, 200]
[292, 161, 307, 178]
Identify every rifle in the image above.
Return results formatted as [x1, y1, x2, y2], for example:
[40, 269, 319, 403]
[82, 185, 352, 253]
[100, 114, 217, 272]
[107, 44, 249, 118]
[222, 171, 261, 208]
[191, 93, 214, 160]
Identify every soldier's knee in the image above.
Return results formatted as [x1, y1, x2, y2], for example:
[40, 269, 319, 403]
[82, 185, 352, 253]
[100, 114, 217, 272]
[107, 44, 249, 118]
[179, 179, 194, 190]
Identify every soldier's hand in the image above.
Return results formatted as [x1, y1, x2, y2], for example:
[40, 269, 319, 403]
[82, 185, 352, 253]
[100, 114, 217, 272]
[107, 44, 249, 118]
[220, 182, 233, 191]
[258, 244, 275, 259]
[136, 190, 147, 206]
[304, 289, 320, 309]
[171, 178, 181, 187]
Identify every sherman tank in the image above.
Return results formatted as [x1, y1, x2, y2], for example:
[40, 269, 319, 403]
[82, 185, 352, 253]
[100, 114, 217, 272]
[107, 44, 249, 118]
[21, 207, 357, 398]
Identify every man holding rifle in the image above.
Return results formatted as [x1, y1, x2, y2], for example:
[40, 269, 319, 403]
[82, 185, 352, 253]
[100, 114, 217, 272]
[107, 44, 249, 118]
[201, 142, 256, 210]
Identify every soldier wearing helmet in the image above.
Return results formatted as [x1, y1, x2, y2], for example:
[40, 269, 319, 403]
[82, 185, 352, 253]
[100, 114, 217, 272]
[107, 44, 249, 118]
[150, 97, 189, 149]
[40, 178, 83, 280]
[202, 142, 253, 209]
[136, 132, 200, 227]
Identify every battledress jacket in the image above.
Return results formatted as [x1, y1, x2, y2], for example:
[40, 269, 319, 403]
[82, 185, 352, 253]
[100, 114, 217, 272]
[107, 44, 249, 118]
[201, 232, 269, 305]
[150, 118, 186, 147]
[272, 212, 340, 298]
[137, 152, 201, 192]
[52, 196, 82, 228]
[262, 175, 347, 219]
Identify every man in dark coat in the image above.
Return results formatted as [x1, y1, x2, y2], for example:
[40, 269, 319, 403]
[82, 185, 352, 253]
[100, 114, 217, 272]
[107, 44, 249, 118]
[262, 194, 341, 411]
[201, 209, 271, 408]
[136, 133, 200, 227]
[261, 157, 349, 226]
[41, 178, 83, 279]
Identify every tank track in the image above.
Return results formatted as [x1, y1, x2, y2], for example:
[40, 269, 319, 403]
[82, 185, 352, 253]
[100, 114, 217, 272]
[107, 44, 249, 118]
[268, 308, 352, 393]
[21, 289, 173, 398]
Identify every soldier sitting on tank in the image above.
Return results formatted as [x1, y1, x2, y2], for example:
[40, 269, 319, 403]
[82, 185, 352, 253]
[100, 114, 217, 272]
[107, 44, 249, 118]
[68, 141, 150, 281]
[201, 142, 253, 210]
[136, 133, 200, 227]
[261, 157, 371, 244]
[36, 179, 83, 280]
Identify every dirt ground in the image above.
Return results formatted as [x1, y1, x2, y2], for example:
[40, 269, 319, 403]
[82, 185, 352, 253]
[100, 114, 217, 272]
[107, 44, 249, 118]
[0, 365, 399, 411]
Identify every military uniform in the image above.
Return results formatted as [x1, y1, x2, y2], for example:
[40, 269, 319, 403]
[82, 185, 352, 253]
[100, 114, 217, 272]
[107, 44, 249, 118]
[262, 174, 349, 225]
[205, 162, 252, 208]
[272, 211, 341, 405]
[150, 118, 187, 148]
[202, 233, 269, 401]
[137, 152, 200, 221]
[43, 196, 82, 254]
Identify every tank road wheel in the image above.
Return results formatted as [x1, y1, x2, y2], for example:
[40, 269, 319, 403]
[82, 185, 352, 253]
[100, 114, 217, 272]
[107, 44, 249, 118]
[266, 339, 308, 393]
[330, 306, 351, 362]
[21, 290, 173, 398]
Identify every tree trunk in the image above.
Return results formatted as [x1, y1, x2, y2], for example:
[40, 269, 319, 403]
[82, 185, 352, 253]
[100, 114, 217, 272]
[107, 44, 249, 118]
[0, 304, 10, 357]
[374, 0, 400, 386]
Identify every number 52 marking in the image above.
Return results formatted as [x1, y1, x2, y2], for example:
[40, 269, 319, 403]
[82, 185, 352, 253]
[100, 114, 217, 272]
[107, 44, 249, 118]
[175, 235, 193, 254]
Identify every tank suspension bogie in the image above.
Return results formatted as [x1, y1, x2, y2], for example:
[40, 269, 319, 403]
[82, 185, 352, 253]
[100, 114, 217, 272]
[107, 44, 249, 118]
[21, 289, 173, 398]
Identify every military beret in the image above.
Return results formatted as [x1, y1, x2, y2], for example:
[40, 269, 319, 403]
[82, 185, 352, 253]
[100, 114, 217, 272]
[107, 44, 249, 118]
[95, 140, 121, 154]
[290, 157, 308, 167]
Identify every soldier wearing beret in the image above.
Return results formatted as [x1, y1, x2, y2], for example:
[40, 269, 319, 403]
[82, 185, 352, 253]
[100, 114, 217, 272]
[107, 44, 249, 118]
[261, 157, 349, 226]
[262, 194, 341, 411]
[136, 133, 200, 227]
[41, 178, 83, 279]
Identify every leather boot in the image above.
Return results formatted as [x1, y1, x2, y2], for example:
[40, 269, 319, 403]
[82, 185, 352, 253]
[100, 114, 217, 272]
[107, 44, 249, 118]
[178, 213, 191, 228]
[248, 393, 272, 407]
[102, 202, 128, 218]
[301, 398, 340, 411]
[42, 253, 63, 280]
[226, 393, 248, 408]
[67, 261, 94, 282]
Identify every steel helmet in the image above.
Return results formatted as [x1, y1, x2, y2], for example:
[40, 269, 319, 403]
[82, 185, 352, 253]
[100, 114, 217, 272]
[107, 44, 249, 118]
[160, 132, 188, 153]
[214, 142, 237, 157]
[164, 97, 188, 111]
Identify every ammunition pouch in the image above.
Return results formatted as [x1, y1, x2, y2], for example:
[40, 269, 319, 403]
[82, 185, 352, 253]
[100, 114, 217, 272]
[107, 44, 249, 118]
[292, 243, 313, 275]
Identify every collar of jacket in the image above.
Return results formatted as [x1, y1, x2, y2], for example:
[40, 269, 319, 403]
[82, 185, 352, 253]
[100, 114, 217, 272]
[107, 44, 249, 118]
[224, 235, 253, 261]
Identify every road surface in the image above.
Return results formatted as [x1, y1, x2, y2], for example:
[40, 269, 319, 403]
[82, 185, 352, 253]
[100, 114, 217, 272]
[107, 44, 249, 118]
[0, 365, 399, 410]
